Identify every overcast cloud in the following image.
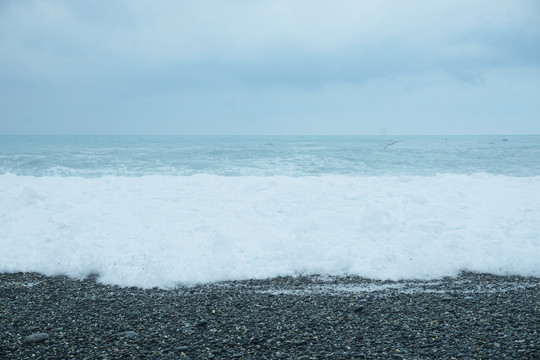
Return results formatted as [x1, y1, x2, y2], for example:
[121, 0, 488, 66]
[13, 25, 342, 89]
[1, 0, 539, 135]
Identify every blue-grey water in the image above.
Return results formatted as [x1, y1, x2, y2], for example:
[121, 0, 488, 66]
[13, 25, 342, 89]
[1, 135, 539, 177]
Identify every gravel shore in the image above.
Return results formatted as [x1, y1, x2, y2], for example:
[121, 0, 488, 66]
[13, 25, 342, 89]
[1, 272, 538, 359]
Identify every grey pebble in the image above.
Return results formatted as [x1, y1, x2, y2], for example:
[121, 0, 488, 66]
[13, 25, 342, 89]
[115, 331, 138, 338]
[195, 320, 208, 327]
[1, 271, 539, 359]
[23, 333, 49, 343]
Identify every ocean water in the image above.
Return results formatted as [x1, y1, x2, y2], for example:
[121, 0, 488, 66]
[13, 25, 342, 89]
[1, 135, 539, 288]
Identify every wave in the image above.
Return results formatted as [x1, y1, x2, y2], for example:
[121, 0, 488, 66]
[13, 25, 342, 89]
[1, 173, 539, 288]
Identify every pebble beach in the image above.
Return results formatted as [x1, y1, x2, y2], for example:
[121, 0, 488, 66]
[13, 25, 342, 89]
[1, 272, 538, 359]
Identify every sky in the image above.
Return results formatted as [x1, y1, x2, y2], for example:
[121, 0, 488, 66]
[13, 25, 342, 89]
[1, 0, 539, 135]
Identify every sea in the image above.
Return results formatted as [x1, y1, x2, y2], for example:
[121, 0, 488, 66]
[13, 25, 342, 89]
[1, 135, 539, 288]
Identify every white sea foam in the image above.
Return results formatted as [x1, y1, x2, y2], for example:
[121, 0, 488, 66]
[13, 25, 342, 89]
[1, 173, 539, 288]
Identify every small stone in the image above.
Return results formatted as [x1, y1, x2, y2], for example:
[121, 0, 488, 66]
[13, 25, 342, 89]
[249, 336, 265, 344]
[196, 320, 208, 328]
[115, 331, 138, 338]
[23, 333, 49, 343]
[175, 345, 189, 351]
[354, 306, 364, 313]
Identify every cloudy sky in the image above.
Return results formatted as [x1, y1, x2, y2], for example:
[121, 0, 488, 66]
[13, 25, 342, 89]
[1, 0, 539, 135]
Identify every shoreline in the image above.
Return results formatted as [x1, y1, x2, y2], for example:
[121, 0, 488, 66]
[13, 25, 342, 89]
[1, 272, 538, 359]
